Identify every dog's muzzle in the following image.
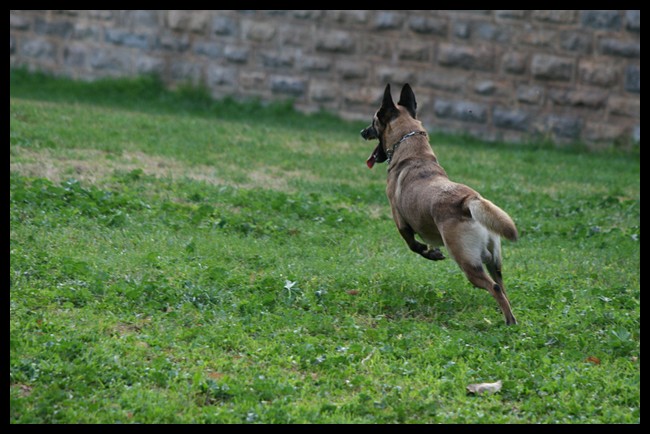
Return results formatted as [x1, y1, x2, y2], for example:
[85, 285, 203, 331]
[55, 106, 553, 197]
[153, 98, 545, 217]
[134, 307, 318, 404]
[360, 126, 377, 140]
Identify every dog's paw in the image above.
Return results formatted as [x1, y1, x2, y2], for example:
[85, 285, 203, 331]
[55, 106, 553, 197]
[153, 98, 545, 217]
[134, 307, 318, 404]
[422, 248, 445, 261]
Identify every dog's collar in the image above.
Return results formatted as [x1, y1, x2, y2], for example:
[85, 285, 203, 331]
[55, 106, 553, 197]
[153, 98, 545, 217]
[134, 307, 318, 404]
[386, 130, 428, 164]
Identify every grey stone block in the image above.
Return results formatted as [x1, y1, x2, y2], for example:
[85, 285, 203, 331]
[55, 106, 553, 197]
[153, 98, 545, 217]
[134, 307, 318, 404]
[420, 71, 465, 92]
[270, 76, 306, 96]
[212, 15, 237, 36]
[397, 41, 430, 61]
[34, 18, 72, 37]
[301, 56, 331, 72]
[260, 51, 294, 68]
[316, 31, 354, 53]
[434, 99, 487, 123]
[292, 10, 325, 20]
[310, 81, 337, 102]
[624, 65, 640, 93]
[376, 66, 416, 85]
[135, 56, 164, 74]
[207, 66, 236, 86]
[517, 85, 544, 104]
[10, 14, 31, 30]
[531, 54, 573, 81]
[224, 45, 249, 63]
[600, 39, 640, 58]
[560, 31, 592, 54]
[581, 10, 621, 30]
[337, 61, 367, 79]
[495, 10, 526, 20]
[579, 61, 619, 87]
[89, 48, 129, 71]
[128, 10, 159, 28]
[625, 10, 640, 32]
[474, 81, 496, 95]
[374, 11, 404, 30]
[194, 42, 222, 58]
[245, 21, 276, 41]
[167, 10, 207, 32]
[532, 10, 576, 23]
[452, 21, 470, 39]
[608, 96, 640, 117]
[473, 22, 510, 43]
[155, 33, 190, 52]
[64, 44, 86, 67]
[21, 38, 55, 61]
[438, 43, 495, 71]
[545, 115, 582, 139]
[408, 16, 447, 35]
[493, 107, 531, 131]
[105, 29, 149, 49]
[170, 60, 200, 81]
[502, 51, 527, 74]
[549, 89, 607, 109]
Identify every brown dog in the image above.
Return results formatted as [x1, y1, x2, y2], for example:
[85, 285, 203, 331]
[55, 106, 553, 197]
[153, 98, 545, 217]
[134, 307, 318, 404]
[361, 83, 518, 325]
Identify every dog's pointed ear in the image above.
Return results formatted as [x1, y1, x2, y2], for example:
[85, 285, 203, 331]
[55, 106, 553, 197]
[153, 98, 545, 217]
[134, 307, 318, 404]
[378, 83, 399, 123]
[381, 83, 395, 110]
[398, 83, 417, 118]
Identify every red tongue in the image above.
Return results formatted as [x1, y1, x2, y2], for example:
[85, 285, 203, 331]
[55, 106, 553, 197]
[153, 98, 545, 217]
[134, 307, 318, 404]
[366, 143, 382, 169]
[366, 152, 376, 169]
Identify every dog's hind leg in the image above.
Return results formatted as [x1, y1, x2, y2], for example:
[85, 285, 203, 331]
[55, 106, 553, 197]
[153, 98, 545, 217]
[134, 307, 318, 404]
[484, 260, 505, 295]
[483, 236, 516, 320]
[457, 261, 517, 325]
[442, 225, 516, 325]
[484, 236, 505, 288]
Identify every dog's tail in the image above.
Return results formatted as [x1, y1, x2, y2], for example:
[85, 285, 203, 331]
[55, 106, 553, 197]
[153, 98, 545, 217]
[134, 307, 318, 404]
[468, 197, 518, 241]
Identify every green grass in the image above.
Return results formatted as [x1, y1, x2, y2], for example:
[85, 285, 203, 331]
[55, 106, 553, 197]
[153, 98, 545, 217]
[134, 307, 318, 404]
[10, 70, 640, 423]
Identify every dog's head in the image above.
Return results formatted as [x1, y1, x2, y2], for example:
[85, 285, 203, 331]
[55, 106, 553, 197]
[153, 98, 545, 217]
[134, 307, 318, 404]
[360, 83, 418, 168]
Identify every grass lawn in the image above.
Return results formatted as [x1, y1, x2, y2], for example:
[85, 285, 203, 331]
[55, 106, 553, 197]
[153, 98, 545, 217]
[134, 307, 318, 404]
[10, 70, 640, 423]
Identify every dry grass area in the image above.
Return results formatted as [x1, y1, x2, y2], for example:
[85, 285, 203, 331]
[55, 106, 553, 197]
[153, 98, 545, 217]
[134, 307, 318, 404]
[10, 146, 319, 193]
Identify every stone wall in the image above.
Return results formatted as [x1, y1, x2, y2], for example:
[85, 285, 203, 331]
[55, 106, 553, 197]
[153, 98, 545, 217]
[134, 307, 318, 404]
[10, 10, 640, 149]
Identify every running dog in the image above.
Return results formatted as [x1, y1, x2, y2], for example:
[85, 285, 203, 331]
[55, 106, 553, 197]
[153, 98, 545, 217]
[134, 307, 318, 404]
[361, 83, 519, 325]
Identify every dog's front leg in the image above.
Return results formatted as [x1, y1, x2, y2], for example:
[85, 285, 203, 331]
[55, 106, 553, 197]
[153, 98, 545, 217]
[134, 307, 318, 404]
[397, 226, 446, 261]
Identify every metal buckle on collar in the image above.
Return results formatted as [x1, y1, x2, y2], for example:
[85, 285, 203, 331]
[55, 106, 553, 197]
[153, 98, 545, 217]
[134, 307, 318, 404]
[386, 130, 427, 163]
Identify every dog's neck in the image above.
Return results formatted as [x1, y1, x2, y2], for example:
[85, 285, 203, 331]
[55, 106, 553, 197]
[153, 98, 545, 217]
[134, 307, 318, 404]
[386, 130, 428, 164]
